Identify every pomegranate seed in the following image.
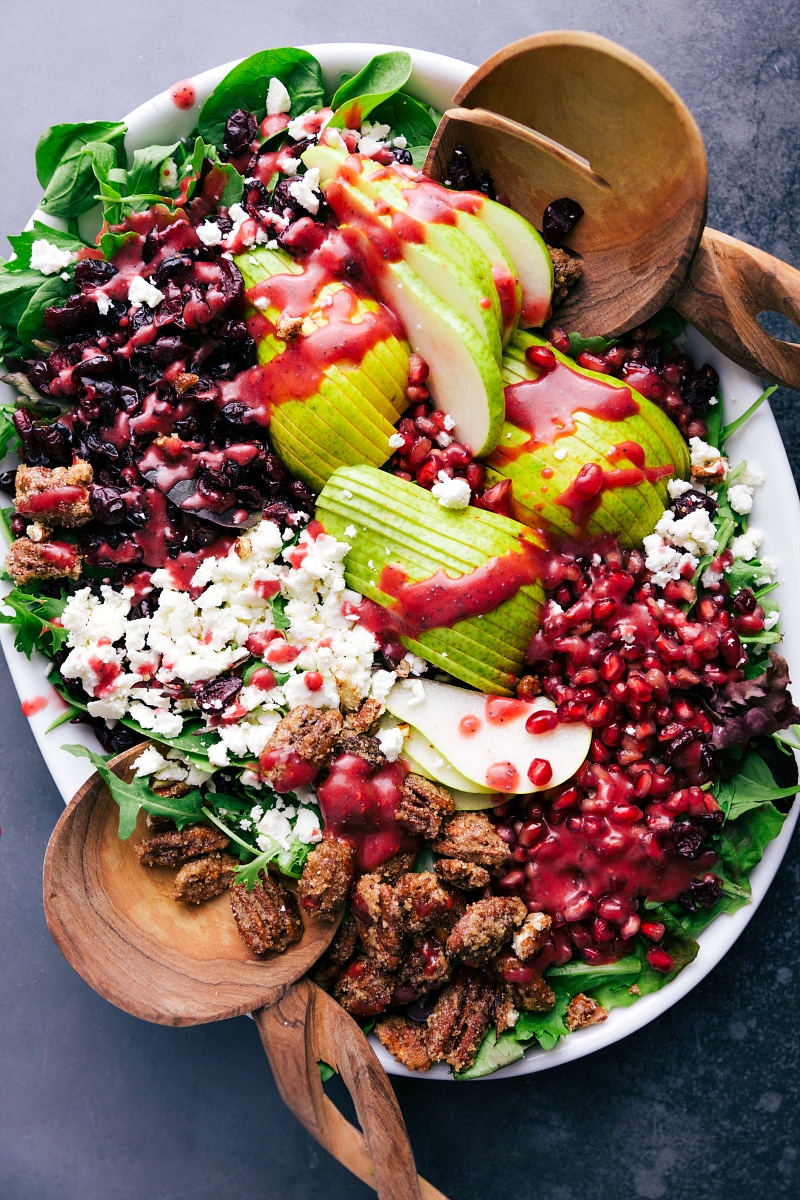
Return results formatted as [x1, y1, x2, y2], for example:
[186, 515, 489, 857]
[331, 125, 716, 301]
[304, 671, 324, 692]
[558, 700, 588, 723]
[627, 674, 653, 701]
[563, 893, 595, 921]
[601, 722, 623, 747]
[518, 819, 545, 847]
[465, 462, 485, 492]
[590, 740, 613, 763]
[527, 758, 553, 786]
[548, 326, 571, 353]
[476, 478, 512, 514]
[408, 436, 432, 466]
[525, 344, 557, 372]
[719, 629, 743, 666]
[735, 611, 765, 634]
[592, 917, 617, 943]
[646, 946, 674, 973]
[407, 353, 429, 385]
[576, 351, 608, 373]
[512, 845, 528, 862]
[573, 462, 604, 497]
[620, 914, 641, 939]
[405, 384, 430, 402]
[592, 598, 617, 621]
[494, 824, 516, 844]
[442, 442, 472, 468]
[526, 710, 558, 734]
[498, 869, 526, 889]
[551, 786, 580, 812]
[597, 896, 628, 924]
[601, 652, 625, 681]
[634, 769, 653, 798]
[640, 921, 666, 942]
[416, 455, 443, 488]
[414, 415, 438, 436]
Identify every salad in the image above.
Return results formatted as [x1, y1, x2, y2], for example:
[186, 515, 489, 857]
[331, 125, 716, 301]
[1, 46, 798, 1081]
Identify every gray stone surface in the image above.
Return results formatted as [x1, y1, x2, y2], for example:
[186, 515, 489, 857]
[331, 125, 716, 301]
[1, 2, 799, 1197]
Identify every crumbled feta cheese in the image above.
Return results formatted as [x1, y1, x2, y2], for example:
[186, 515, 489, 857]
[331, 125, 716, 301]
[159, 158, 178, 190]
[738, 463, 766, 488]
[431, 471, 471, 510]
[371, 670, 397, 704]
[388, 432, 406, 449]
[95, 291, 113, 316]
[392, 134, 408, 149]
[344, 525, 357, 538]
[399, 651, 427, 676]
[754, 555, 778, 586]
[197, 220, 223, 247]
[730, 528, 763, 561]
[255, 806, 294, 851]
[764, 610, 780, 631]
[654, 508, 717, 558]
[642, 533, 698, 589]
[553, 447, 567, 461]
[401, 679, 426, 707]
[287, 168, 321, 214]
[442, 414, 456, 431]
[266, 76, 291, 116]
[293, 807, 323, 844]
[133, 746, 169, 777]
[727, 483, 754, 515]
[128, 275, 164, 308]
[667, 478, 694, 499]
[689, 436, 728, 478]
[377, 725, 405, 762]
[30, 239, 76, 275]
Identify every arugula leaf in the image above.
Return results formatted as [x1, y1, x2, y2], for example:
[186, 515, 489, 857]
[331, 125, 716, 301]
[269, 593, 291, 631]
[568, 332, 618, 357]
[369, 92, 438, 150]
[36, 120, 127, 218]
[329, 52, 413, 130]
[720, 386, 777, 446]
[45, 705, 83, 733]
[198, 48, 325, 147]
[0, 586, 68, 658]
[454, 1030, 526, 1080]
[63, 743, 205, 839]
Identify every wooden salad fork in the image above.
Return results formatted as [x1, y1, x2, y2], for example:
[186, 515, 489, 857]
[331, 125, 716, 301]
[425, 30, 800, 389]
[43, 745, 449, 1200]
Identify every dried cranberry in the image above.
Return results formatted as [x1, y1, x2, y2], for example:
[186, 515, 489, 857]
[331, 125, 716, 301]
[0, 469, 16, 496]
[678, 874, 722, 912]
[72, 353, 114, 380]
[153, 255, 192, 286]
[672, 821, 705, 860]
[192, 675, 243, 714]
[74, 258, 117, 290]
[542, 197, 584, 246]
[671, 489, 717, 519]
[43, 294, 97, 338]
[223, 108, 257, 156]
[447, 145, 477, 191]
[683, 364, 719, 413]
[287, 479, 314, 509]
[477, 169, 496, 200]
[89, 485, 127, 526]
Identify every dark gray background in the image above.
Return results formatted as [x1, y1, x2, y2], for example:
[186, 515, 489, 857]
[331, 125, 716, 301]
[2, 2, 799, 1198]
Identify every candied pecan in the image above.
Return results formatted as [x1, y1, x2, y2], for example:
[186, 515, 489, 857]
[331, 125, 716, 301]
[15, 459, 93, 526]
[328, 912, 360, 965]
[151, 778, 192, 799]
[261, 704, 343, 777]
[394, 871, 454, 934]
[145, 813, 175, 832]
[375, 1015, 433, 1073]
[424, 968, 495, 1073]
[171, 853, 238, 903]
[334, 958, 395, 1019]
[691, 454, 728, 484]
[374, 848, 418, 882]
[335, 733, 385, 767]
[298, 835, 355, 918]
[275, 313, 305, 340]
[516, 673, 543, 699]
[565, 993, 608, 1031]
[134, 824, 229, 868]
[5, 535, 82, 584]
[396, 773, 454, 839]
[514, 970, 556, 1013]
[495, 987, 520, 1037]
[392, 936, 451, 1003]
[434, 858, 491, 890]
[342, 697, 384, 732]
[512, 911, 553, 961]
[350, 873, 403, 970]
[430, 811, 508, 869]
[549, 246, 583, 308]
[446, 896, 528, 962]
[229, 869, 303, 955]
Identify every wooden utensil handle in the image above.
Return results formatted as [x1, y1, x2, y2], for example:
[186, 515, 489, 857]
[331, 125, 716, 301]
[675, 227, 800, 388]
[254, 978, 449, 1200]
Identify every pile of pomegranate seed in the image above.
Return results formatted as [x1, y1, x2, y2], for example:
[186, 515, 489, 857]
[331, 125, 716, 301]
[483, 538, 743, 969]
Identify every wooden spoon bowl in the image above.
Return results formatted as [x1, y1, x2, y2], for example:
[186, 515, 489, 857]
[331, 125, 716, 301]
[426, 31, 708, 337]
[43, 746, 448, 1200]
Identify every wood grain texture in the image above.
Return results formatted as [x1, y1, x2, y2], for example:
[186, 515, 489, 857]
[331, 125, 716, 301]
[674, 228, 800, 387]
[42, 745, 338, 1025]
[425, 31, 708, 337]
[256, 980, 449, 1200]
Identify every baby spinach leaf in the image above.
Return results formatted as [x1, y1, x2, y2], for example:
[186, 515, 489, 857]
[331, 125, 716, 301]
[329, 52, 413, 129]
[716, 800, 786, 886]
[270, 593, 291, 630]
[64, 743, 205, 839]
[16, 275, 72, 345]
[369, 91, 438, 148]
[567, 332, 618, 357]
[715, 752, 800, 820]
[36, 120, 127, 218]
[0, 406, 19, 457]
[0, 586, 68, 658]
[198, 48, 325, 148]
[183, 137, 243, 210]
[126, 142, 181, 198]
[454, 1030, 526, 1080]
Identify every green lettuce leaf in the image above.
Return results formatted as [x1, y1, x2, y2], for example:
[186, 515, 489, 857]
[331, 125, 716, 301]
[329, 52, 413, 130]
[198, 48, 325, 147]
[454, 1030, 526, 1080]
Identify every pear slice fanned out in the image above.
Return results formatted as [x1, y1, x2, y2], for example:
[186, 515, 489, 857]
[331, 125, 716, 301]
[316, 465, 546, 695]
[386, 679, 591, 795]
[486, 331, 691, 544]
[232, 246, 410, 492]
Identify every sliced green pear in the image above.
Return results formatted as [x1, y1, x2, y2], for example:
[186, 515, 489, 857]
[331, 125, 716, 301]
[386, 679, 591, 795]
[402, 725, 495, 793]
[316, 466, 546, 695]
[232, 247, 410, 491]
[307, 143, 549, 330]
[487, 331, 690, 544]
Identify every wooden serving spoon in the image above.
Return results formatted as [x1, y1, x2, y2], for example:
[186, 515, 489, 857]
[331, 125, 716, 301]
[425, 30, 800, 389]
[43, 745, 448, 1200]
